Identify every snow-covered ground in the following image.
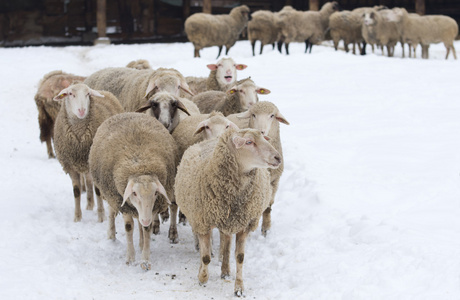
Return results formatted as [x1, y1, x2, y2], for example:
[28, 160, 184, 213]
[1, 40, 460, 299]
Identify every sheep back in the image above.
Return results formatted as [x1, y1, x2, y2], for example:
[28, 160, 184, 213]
[89, 112, 177, 217]
[54, 90, 123, 174]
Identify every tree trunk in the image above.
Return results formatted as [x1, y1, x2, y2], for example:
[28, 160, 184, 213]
[415, 0, 426, 15]
[309, 0, 319, 11]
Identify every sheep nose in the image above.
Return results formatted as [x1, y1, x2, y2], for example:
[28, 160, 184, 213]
[78, 108, 86, 116]
[274, 156, 281, 164]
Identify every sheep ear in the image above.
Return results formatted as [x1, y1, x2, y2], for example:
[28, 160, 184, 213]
[179, 82, 195, 96]
[194, 120, 207, 136]
[235, 64, 247, 70]
[264, 136, 271, 141]
[256, 87, 271, 95]
[53, 88, 69, 101]
[135, 101, 152, 113]
[144, 80, 157, 99]
[122, 179, 135, 207]
[207, 64, 218, 71]
[232, 135, 246, 149]
[276, 112, 290, 125]
[154, 178, 171, 205]
[227, 88, 238, 95]
[236, 111, 251, 120]
[89, 88, 104, 98]
[177, 100, 191, 116]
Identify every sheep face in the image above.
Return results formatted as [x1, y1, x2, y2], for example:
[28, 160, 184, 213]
[228, 81, 271, 110]
[194, 115, 239, 139]
[232, 129, 281, 172]
[144, 71, 194, 99]
[122, 175, 171, 227]
[136, 91, 190, 132]
[207, 58, 247, 87]
[363, 12, 378, 26]
[53, 83, 104, 119]
[251, 110, 289, 136]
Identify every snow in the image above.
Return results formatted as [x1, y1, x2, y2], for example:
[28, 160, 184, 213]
[1, 40, 460, 299]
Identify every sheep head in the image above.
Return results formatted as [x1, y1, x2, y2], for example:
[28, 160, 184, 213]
[207, 57, 247, 87]
[122, 175, 171, 227]
[144, 68, 194, 99]
[53, 83, 104, 119]
[194, 112, 239, 139]
[238, 101, 289, 136]
[228, 78, 270, 110]
[136, 91, 190, 132]
[231, 129, 281, 173]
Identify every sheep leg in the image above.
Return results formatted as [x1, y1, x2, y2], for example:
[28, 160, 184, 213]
[178, 210, 187, 225]
[216, 46, 223, 59]
[140, 223, 153, 271]
[225, 46, 230, 55]
[304, 40, 309, 53]
[285, 43, 290, 55]
[251, 41, 256, 56]
[234, 229, 249, 297]
[107, 205, 117, 240]
[344, 42, 349, 53]
[197, 230, 212, 284]
[80, 174, 86, 193]
[69, 170, 82, 222]
[45, 138, 55, 159]
[123, 214, 135, 265]
[277, 41, 283, 53]
[194, 47, 200, 58]
[401, 41, 405, 58]
[361, 41, 367, 55]
[332, 38, 339, 51]
[219, 231, 231, 279]
[352, 43, 356, 55]
[94, 185, 106, 222]
[38, 108, 55, 159]
[168, 202, 179, 244]
[272, 43, 275, 50]
[261, 206, 272, 236]
[259, 43, 264, 55]
[152, 213, 160, 235]
[138, 220, 144, 248]
[84, 172, 94, 211]
[160, 208, 169, 223]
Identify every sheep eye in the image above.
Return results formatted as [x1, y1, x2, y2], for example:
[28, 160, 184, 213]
[151, 102, 158, 107]
[133, 192, 137, 197]
[205, 125, 210, 129]
[226, 125, 229, 129]
[246, 141, 253, 145]
[270, 114, 275, 118]
[252, 114, 256, 118]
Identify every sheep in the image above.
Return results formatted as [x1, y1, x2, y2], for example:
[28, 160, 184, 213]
[388, 9, 458, 60]
[191, 77, 271, 116]
[248, 10, 281, 56]
[34, 70, 86, 159]
[329, 10, 365, 55]
[53, 83, 124, 223]
[351, 5, 388, 55]
[277, 1, 339, 55]
[84, 67, 194, 112]
[126, 59, 152, 70]
[175, 128, 281, 296]
[362, 9, 403, 57]
[89, 112, 179, 270]
[227, 101, 289, 236]
[183, 57, 247, 97]
[185, 5, 251, 58]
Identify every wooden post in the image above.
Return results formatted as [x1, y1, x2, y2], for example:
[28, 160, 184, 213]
[309, 0, 319, 11]
[415, 0, 426, 15]
[203, 0, 211, 14]
[183, 0, 190, 19]
[95, 0, 110, 44]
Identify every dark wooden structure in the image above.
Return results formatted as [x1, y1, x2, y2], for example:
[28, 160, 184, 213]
[0, 0, 459, 47]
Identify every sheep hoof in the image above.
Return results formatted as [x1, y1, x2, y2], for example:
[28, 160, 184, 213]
[168, 227, 179, 244]
[221, 273, 230, 280]
[261, 228, 269, 237]
[98, 212, 106, 223]
[152, 223, 160, 235]
[74, 214, 82, 222]
[234, 289, 244, 297]
[86, 203, 94, 211]
[140, 261, 151, 271]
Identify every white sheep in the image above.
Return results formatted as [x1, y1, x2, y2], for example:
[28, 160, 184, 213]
[329, 10, 365, 55]
[184, 5, 251, 58]
[248, 10, 281, 56]
[191, 77, 271, 116]
[175, 128, 281, 296]
[277, 1, 339, 54]
[34, 70, 86, 159]
[89, 112, 179, 269]
[53, 83, 124, 222]
[227, 101, 289, 236]
[184, 57, 247, 97]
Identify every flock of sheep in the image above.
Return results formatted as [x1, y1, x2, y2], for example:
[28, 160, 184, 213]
[33, 57, 289, 296]
[185, 2, 458, 59]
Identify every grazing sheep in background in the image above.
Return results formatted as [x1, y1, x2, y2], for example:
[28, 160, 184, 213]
[185, 5, 251, 58]
[389, 8, 426, 58]
[329, 10, 365, 55]
[277, 1, 339, 55]
[135, 91, 196, 132]
[192, 77, 271, 116]
[248, 10, 281, 56]
[184, 57, 247, 97]
[352, 5, 388, 55]
[175, 128, 281, 296]
[53, 83, 124, 222]
[84, 67, 194, 112]
[421, 15, 458, 59]
[34, 70, 86, 159]
[227, 101, 289, 236]
[89, 112, 179, 269]
[126, 59, 152, 70]
[362, 9, 402, 57]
